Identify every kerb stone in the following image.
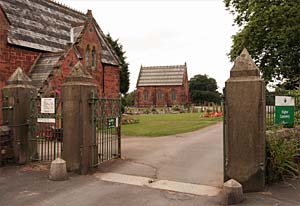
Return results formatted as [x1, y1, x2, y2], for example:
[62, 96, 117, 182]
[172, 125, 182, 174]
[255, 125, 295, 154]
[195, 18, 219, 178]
[49, 158, 68, 181]
[221, 179, 243, 205]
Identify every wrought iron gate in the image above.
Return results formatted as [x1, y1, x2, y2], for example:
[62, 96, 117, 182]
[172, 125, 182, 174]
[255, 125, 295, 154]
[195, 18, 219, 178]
[29, 93, 63, 161]
[90, 93, 121, 167]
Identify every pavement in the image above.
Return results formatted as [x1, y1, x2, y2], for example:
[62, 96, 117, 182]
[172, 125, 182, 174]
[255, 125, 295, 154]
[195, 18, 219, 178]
[1, 123, 300, 206]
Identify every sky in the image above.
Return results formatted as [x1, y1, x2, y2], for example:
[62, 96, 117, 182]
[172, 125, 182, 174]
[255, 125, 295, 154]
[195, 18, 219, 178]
[59, 0, 237, 92]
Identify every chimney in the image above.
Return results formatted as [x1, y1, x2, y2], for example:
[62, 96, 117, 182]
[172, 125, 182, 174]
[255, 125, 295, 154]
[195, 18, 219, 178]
[87, 9, 93, 17]
[70, 27, 74, 43]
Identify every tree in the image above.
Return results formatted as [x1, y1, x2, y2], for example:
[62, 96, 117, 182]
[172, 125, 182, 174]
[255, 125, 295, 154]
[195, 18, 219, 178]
[123, 90, 136, 107]
[189, 74, 221, 104]
[106, 33, 130, 94]
[225, 0, 300, 89]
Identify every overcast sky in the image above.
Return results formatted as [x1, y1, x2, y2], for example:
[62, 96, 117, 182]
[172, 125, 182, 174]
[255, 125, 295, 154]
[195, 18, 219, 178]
[59, 0, 237, 92]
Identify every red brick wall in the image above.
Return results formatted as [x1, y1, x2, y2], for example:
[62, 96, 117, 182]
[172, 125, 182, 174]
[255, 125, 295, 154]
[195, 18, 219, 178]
[77, 21, 104, 95]
[104, 65, 120, 98]
[136, 85, 189, 107]
[46, 48, 78, 96]
[183, 68, 190, 102]
[77, 21, 119, 98]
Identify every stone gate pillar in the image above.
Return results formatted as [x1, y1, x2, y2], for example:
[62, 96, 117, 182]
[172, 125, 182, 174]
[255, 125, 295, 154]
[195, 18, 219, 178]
[225, 48, 266, 192]
[1, 68, 36, 164]
[62, 62, 97, 174]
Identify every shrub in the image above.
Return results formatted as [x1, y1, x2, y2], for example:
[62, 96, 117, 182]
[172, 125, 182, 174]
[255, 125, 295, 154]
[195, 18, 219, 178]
[172, 104, 180, 111]
[144, 108, 150, 114]
[266, 130, 300, 183]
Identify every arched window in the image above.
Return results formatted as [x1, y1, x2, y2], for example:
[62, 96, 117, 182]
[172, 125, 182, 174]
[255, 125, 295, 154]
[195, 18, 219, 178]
[85, 45, 90, 66]
[157, 90, 162, 100]
[171, 90, 176, 101]
[144, 90, 149, 101]
[92, 46, 96, 68]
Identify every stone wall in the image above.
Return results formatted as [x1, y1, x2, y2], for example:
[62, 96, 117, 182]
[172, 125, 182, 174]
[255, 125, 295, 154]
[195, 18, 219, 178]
[266, 126, 300, 140]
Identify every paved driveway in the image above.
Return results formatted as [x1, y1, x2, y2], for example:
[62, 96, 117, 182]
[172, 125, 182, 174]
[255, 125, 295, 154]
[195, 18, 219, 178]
[99, 122, 223, 187]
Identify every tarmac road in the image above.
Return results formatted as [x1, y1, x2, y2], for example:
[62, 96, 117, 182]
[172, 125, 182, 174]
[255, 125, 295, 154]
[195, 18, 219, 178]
[99, 122, 224, 187]
[1, 122, 300, 206]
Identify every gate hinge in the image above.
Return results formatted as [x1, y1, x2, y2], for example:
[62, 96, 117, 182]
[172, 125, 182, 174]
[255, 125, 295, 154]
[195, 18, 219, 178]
[2, 106, 13, 110]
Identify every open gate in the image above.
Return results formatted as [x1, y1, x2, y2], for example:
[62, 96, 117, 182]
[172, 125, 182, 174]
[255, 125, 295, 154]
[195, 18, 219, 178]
[90, 93, 121, 167]
[28, 93, 63, 161]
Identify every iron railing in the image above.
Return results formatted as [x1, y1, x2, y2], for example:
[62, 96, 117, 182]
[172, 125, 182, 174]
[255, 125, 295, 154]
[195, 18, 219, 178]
[90, 92, 121, 167]
[29, 93, 63, 161]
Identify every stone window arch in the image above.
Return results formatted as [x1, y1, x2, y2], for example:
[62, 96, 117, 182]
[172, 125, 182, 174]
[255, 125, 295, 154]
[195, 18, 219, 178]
[171, 90, 176, 101]
[92, 46, 97, 68]
[144, 90, 149, 101]
[85, 45, 90, 66]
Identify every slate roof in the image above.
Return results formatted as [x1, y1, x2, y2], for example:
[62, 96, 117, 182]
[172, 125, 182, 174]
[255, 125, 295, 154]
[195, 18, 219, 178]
[0, 0, 119, 65]
[137, 64, 187, 87]
[29, 52, 62, 89]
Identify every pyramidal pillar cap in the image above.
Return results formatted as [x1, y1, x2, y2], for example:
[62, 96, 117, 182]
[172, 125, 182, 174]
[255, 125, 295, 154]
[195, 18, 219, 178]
[230, 48, 260, 78]
[64, 61, 94, 83]
[6, 67, 33, 85]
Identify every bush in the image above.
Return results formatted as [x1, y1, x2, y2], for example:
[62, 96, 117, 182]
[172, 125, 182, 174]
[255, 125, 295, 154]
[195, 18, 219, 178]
[172, 104, 180, 111]
[266, 130, 300, 183]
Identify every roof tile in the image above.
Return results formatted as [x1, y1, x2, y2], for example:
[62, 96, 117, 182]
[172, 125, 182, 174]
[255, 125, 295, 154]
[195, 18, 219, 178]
[137, 64, 186, 87]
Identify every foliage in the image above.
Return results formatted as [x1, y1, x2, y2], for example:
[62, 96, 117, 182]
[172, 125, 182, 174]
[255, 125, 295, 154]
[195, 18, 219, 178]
[189, 74, 222, 104]
[106, 33, 130, 94]
[224, 0, 300, 88]
[121, 113, 222, 137]
[122, 90, 136, 107]
[266, 130, 300, 182]
[121, 115, 139, 125]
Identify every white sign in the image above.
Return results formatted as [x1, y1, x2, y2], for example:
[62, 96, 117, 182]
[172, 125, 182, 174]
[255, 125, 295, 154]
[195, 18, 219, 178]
[37, 118, 56, 123]
[275, 96, 295, 106]
[41, 98, 55, 113]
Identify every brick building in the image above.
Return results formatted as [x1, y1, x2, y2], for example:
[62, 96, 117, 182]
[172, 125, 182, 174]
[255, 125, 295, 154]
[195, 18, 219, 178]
[0, 0, 120, 122]
[135, 64, 189, 107]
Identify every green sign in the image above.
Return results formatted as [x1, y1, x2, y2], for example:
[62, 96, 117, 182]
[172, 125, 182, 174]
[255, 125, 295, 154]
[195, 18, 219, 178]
[275, 106, 294, 125]
[107, 118, 116, 128]
[275, 96, 295, 126]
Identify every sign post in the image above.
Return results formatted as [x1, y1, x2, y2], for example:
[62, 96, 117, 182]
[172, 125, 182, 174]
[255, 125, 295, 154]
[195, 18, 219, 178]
[275, 96, 295, 126]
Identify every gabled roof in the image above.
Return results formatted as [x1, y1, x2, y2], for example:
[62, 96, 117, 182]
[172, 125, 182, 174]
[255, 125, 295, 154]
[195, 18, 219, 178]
[0, 0, 119, 65]
[137, 64, 187, 87]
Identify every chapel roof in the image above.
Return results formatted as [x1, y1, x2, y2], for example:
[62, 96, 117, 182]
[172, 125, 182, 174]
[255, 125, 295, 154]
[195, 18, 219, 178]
[137, 64, 187, 87]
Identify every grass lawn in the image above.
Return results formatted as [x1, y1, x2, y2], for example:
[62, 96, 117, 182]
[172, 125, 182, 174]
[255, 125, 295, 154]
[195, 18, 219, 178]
[121, 113, 222, 137]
